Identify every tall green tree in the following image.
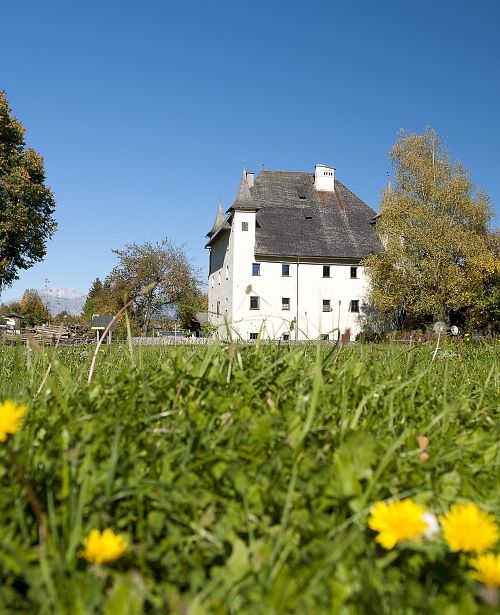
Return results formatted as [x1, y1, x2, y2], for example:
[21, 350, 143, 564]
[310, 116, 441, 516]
[0, 91, 56, 292]
[364, 128, 497, 327]
[82, 277, 105, 321]
[19, 289, 50, 326]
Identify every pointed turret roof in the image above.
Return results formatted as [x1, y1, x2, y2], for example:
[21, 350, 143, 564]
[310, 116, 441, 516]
[206, 198, 226, 237]
[205, 198, 231, 247]
[227, 170, 260, 212]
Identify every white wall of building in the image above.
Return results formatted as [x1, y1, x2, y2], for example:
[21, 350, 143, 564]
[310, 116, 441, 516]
[229, 259, 368, 341]
[207, 197, 370, 342]
[208, 230, 233, 334]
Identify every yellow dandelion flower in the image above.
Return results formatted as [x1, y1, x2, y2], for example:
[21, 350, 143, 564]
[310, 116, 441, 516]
[82, 529, 127, 564]
[368, 498, 429, 549]
[0, 400, 27, 442]
[470, 553, 500, 588]
[440, 503, 499, 553]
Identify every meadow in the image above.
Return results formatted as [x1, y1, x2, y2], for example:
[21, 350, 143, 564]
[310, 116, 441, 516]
[0, 340, 499, 614]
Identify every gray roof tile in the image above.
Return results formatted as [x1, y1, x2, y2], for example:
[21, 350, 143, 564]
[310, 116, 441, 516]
[250, 171, 382, 259]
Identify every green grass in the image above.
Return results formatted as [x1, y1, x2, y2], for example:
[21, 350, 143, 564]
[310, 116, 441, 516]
[0, 341, 499, 613]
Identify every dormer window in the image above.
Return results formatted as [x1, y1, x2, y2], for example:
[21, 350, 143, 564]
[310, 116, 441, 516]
[242, 221, 249, 231]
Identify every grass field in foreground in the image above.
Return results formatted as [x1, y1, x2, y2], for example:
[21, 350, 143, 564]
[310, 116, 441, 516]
[0, 341, 499, 614]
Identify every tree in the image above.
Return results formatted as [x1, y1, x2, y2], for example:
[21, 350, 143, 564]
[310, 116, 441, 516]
[0, 91, 56, 292]
[363, 128, 497, 327]
[19, 289, 50, 326]
[83, 239, 202, 336]
[467, 229, 500, 332]
[82, 278, 105, 321]
[51, 310, 83, 326]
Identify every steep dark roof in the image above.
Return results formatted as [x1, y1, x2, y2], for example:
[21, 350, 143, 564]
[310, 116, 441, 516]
[205, 198, 231, 248]
[250, 171, 382, 259]
[227, 171, 260, 212]
[206, 200, 226, 238]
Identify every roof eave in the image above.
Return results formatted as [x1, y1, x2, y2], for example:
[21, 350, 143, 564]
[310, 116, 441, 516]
[205, 226, 230, 248]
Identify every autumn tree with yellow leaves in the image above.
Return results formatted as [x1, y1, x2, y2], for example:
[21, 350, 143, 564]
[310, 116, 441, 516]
[364, 128, 499, 329]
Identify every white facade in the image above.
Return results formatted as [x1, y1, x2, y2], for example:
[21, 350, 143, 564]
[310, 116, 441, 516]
[207, 166, 375, 341]
[208, 215, 369, 342]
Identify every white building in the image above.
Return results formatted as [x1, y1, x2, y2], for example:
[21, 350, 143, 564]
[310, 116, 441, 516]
[205, 165, 381, 341]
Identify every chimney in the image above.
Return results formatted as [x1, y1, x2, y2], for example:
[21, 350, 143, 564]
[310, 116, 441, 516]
[314, 164, 335, 192]
[246, 172, 255, 188]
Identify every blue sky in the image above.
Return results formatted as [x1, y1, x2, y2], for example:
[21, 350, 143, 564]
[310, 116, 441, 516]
[1, 0, 499, 302]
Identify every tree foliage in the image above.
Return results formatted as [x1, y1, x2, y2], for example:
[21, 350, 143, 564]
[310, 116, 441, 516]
[364, 128, 498, 326]
[0, 290, 50, 327]
[0, 91, 56, 292]
[19, 289, 50, 326]
[82, 239, 203, 335]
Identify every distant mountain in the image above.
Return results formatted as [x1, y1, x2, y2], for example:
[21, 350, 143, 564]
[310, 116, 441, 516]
[38, 288, 87, 316]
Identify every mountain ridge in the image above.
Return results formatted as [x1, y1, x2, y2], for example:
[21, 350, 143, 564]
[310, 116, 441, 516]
[38, 288, 87, 316]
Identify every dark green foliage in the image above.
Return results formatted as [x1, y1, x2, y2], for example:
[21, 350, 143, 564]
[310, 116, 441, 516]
[0, 91, 56, 291]
[0, 342, 498, 613]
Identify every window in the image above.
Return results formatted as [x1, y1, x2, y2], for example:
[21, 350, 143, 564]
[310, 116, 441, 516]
[226, 265, 229, 279]
[242, 222, 249, 231]
[210, 275, 214, 288]
[349, 300, 360, 313]
[218, 271, 221, 285]
[282, 333, 290, 341]
[322, 299, 331, 312]
[350, 267, 358, 279]
[282, 264, 290, 277]
[250, 296, 260, 310]
[216, 301, 220, 317]
[252, 263, 260, 276]
[249, 332, 258, 340]
[323, 265, 331, 277]
[282, 297, 290, 310]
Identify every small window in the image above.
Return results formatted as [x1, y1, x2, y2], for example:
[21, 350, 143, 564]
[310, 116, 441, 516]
[350, 267, 358, 279]
[282, 333, 290, 341]
[282, 297, 290, 311]
[242, 221, 249, 231]
[250, 296, 260, 310]
[218, 271, 221, 285]
[252, 263, 260, 276]
[210, 275, 214, 288]
[349, 300, 360, 313]
[216, 301, 220, 317]
[282, 264, 290, 277]
[322, 299, 331, 312]
[249, 332, 258, 340]
[226, 265, 229, 279]
[323, 265, 331, 278]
